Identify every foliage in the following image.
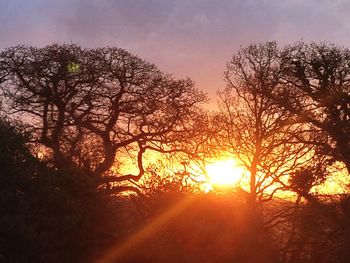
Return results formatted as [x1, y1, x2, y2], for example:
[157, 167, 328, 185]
[0, 118, 119, 262]
[1, 41, 350, 263]
[264, 42, 350, 174]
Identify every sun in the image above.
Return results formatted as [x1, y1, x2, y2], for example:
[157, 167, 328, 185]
[205, 159, 246, 187]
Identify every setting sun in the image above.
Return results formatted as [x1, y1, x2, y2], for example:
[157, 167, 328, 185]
[206, 159, 246, 187]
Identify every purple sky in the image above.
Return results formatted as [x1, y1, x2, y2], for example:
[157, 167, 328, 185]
[2, 0, 350, 104]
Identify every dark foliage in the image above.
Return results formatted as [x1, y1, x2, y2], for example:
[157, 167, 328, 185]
[0, 41, 350, 263]
[0, 118, 122, 262]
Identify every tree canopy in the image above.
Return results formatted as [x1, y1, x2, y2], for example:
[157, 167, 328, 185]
[1, 41, 350, 263]
[264, 42, 350, 174]
[0, 44, 206, 193]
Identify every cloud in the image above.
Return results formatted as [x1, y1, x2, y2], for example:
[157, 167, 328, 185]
[1, 0, 350, 99]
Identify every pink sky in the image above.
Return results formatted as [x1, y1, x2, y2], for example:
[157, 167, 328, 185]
[2, 0, 350, 106]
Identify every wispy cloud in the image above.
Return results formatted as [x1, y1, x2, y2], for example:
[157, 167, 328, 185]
[1, 0, 350, 98]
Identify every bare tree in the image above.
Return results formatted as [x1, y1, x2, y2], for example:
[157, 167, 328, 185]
[266, 42, 350, 174]
[215, 42, 315, 207]
[0, 44, 206, 193]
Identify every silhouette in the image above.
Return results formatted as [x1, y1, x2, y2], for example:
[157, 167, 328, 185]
[0, 42, 349, 263]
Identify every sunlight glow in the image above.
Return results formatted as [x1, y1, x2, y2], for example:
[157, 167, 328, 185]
[206, 159, 246, 187]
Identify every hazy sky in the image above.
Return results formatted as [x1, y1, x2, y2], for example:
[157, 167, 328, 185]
[1, 0, 350, 102]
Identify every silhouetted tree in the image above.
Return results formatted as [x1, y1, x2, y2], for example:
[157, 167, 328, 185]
[279, 193, 350, 263]
[0, 118, 42, 261]
[0, 44, 206, 194]
[264, 42, 350, 175]
[0, 116, 138, 262]
[215, 42, 314, 207]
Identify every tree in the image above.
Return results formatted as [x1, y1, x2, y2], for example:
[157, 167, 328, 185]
[237, 42, 350, 263]
[0, 44, 206, 194]
[0, 117, 39, 261]
[215, 42, 314, 206]
[0, 116, 139, 263]
[264, 42, 350, 174]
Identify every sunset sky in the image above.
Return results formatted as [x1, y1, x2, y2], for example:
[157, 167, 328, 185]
[2, 0, 350, 101]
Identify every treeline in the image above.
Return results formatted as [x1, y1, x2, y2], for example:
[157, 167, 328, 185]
[0, 42, 349, 262]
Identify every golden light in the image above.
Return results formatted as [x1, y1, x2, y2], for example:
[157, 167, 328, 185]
[205, 159, 246, 187]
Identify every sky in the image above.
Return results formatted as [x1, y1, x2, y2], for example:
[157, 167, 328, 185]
[1, 0, 350, 104]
